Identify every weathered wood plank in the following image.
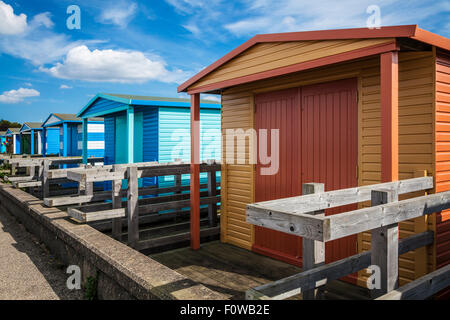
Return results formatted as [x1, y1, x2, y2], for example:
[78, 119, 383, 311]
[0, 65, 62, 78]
[135, 226, 220, 251]
[111, 176, 122, 241]
[246, 205, 326, 241]
[248, 176, 432, 216]
[139, 195, 221, 215]
[370, 189, 399, 298]
[66, 161, 220, 182]
[68, 207, 126, 223]
[246, 231, 434, 300]
[42, 160, 50, 198]
[302, 183, 325, 300]
[43, 192, 110, 206]
[12, 180, 42, 188]
[127, 166, 139, 248]
[376, 264, 450, 300]
[325, 190, 450, 241]
[248, 190, 450, 242]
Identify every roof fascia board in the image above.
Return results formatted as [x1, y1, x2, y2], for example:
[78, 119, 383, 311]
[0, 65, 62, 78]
[187, 40, 398, 94]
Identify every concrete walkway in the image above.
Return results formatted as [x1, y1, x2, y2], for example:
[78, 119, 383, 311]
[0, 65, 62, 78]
[0, 208, 83, 300]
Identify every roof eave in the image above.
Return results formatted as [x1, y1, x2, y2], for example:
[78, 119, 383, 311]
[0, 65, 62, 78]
[178, 24, 449, 93]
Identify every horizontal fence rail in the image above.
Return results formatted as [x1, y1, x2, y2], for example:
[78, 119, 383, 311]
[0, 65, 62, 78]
[246, 231, 434, 300]
[376, 264, 450, 300]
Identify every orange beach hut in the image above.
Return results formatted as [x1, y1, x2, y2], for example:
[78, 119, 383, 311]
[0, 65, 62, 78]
[179, 25, 450, 288]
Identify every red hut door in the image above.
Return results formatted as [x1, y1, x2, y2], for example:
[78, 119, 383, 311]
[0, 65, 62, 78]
[253, 78, 358, 280]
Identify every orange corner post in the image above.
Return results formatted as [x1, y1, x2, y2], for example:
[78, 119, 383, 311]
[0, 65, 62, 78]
[380, 51, 399, 182]
[190, 93, 201, 250]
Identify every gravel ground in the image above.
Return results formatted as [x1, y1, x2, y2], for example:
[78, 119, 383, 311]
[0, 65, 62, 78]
[0, 208, 84, 300]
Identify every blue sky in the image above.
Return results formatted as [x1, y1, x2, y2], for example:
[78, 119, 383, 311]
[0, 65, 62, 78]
[0, 0, 448, 123]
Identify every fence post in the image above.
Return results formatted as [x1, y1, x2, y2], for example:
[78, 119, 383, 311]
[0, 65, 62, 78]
[175, 174, 182, 194]
[370, 189, 399, 298]
[127, 166, 139, 248]
[111, 175, 123, 241]
[85, 164, 93, 197]
[302, 182, 325, 300]
[28, 165, 35, 179]
[42, 159, 50, 199]
[208, 161, 218, 227]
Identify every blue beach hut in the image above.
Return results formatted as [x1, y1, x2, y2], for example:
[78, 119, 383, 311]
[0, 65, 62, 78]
[77, 93, 221, 187]
[41, 113, 104, 159]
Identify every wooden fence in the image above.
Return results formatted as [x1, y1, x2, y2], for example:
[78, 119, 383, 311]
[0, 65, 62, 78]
[246, 176, 450, 300]
[2, 156, 104, 196]
[44, 160, 221, 251]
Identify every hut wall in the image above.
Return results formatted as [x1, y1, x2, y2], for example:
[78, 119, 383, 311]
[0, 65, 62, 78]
[435, 49, 450, 290]
[81, 122, 105, 159]
[157, 107, 221, 188]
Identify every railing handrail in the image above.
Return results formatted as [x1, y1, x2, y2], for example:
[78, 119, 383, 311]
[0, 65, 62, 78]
[248, 176, 433, 215]
[66, 160, 221, 183]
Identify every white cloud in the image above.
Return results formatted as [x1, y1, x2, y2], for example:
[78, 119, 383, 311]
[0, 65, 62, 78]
[59, 84, 72, 89]
[166, 0, 449, 40]
[0, 1, 27, 35]
[224, 0, 450, 36]
[0, 33, 103, 65]
[30, 12, 54, 29]
[40, 45, 190, 84]
[99, 1, 138, 27]
[0, 88, 40, 103]
[24, 82, 32, 87]
[0, 2, 103, 66]
[165, 0, 206, 14]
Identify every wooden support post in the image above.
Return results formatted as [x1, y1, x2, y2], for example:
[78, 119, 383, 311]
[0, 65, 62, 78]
[63, 123, 68, 157]
[127, 166, 139, 248]
[370, 189, 399, 298]
[42, 160, 50, 199]
[302, 182, 325, 300]
[28, 165, 36, 179]
[78, 168, 86, 196]
[175, 174, 182, 194]
[42, 127, 46, 156]
[413, 170, 428, 279]
[127, 108, 135, 163]
[208, 168, 217, 227]
[82, 118, 88, 164]
[30, 129, 35, 155]
[85, 181, 94, 197]
[112, 177, 123, 241]
[380, 51, 399, 182]
[190, 93, 200, 250]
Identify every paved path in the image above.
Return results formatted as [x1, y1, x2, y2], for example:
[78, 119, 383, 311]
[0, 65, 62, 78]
[0, 208, 83, 300]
